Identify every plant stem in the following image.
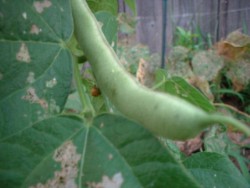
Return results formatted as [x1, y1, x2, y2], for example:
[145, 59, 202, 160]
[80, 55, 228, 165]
[214, 103, 250, 118]
[73, 56, 95, 119]
[209, 114, 250, 136]
[161, 0, 167, 69]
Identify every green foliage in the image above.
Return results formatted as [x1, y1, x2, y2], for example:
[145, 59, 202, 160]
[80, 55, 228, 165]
[0, 1, 249, 188]
[173, 26, 212, 50]
[154, 69, 215, 112]
[174, 26, 199, 49]
[95, 11, 118, 46]
[204, 129, 250, 182]
[124, 0, 137, 16]
[167, 36, 250, 106]
[117, 12, 137, 35]
[87, 0, 118, 16]
[183, 152, 249, 188]
[117, 44, 151, 74]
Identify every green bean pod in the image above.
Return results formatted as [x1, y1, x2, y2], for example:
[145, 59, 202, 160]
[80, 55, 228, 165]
[71, 0, 250, 140]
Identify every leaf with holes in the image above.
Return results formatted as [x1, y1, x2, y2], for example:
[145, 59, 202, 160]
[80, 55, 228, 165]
[0, 1, 75, 186]
[83, 114, 201, 188]
[0, 0, 73, 138]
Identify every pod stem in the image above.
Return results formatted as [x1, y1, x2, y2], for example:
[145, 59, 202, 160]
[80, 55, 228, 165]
[73, 56, 95, 119]
[209, 114, 250, 136]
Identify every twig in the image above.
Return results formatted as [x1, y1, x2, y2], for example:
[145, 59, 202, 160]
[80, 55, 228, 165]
[214, 103, 250, 118]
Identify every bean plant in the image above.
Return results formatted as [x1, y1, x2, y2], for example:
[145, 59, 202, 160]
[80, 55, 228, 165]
[0, 0, 249, 187]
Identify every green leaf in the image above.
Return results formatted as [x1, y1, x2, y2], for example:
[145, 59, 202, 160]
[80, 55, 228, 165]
[64, 91, 83, 113]
[154, 69, 215, 112]
[204, 131, 250, 182]
[183, 152, 250, 188]
[87, 0, 118, 16]
[95, 11, 118, 46]
[0, 1, 72, 42]
[164, 76, 215, 112]
[124, 0, 137, 16]
[86, 113, 201, 187]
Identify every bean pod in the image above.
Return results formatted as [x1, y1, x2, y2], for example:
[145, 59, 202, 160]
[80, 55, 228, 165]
[71, 0, 250, 140]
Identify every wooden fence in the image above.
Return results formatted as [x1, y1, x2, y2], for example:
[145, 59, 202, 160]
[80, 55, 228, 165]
[119, 0, 250, 54]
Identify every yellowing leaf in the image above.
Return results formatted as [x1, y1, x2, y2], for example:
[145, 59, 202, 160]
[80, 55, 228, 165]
[226, 60, 250, 91]
[216, 30, 250, 60]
